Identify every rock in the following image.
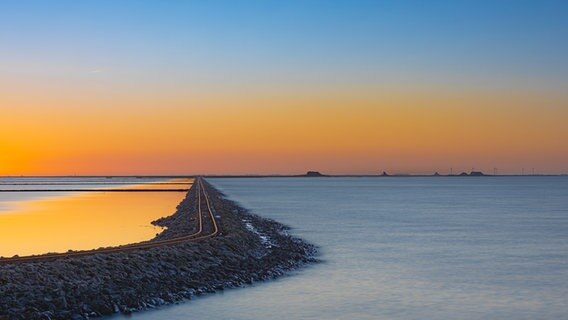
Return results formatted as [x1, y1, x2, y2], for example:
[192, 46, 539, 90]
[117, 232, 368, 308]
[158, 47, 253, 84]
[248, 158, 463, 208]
[0, 179, 317, 319]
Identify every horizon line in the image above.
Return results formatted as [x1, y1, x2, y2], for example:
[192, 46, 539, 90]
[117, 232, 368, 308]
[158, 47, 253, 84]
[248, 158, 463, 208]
[1, 173, 567, 178]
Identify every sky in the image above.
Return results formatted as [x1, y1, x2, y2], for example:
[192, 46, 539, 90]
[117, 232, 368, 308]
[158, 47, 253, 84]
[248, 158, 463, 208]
[1, 0, 567, 175]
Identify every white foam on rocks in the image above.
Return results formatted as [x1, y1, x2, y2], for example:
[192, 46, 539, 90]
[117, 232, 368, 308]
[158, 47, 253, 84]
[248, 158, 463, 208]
[241, 219, 277, 248]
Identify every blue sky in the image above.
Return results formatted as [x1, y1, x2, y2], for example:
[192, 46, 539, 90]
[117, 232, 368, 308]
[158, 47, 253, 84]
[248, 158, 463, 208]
[1, 0, 567, 90]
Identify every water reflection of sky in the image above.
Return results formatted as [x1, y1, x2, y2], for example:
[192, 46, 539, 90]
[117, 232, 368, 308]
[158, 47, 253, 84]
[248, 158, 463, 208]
[0, 177, 192, 257]
[0, 177, 191, 212]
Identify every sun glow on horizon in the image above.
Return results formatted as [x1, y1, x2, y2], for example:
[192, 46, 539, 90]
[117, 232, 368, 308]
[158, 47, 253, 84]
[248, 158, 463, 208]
[2, 87, 567, 175]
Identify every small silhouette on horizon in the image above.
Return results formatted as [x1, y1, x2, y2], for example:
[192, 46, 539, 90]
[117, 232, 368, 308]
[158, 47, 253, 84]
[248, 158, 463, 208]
[305, 171, 325, 177]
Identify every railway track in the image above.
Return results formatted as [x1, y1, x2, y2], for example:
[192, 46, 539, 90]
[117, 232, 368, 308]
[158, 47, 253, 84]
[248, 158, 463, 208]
[0, 177, 219, 264]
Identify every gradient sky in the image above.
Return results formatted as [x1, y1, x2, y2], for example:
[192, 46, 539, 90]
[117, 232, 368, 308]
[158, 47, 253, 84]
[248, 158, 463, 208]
[1, 0, 567, 175]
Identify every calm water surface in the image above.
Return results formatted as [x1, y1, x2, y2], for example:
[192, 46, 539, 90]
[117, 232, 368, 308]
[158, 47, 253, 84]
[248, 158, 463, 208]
[0, 177, 191, 256]
[132, 177, 568, 320]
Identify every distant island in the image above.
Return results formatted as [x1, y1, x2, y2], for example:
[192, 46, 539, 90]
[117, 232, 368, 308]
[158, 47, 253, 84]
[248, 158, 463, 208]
[454, 171, 485, 176]
[304, 171, 326, 177]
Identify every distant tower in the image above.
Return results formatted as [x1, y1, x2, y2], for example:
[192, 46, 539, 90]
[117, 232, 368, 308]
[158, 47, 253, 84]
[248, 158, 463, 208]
[532, 168, 535, 175]
[493, 168, 498, 176]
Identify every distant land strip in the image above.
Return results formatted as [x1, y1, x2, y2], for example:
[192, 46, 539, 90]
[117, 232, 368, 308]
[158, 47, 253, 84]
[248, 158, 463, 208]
[0, 189, 190, 193]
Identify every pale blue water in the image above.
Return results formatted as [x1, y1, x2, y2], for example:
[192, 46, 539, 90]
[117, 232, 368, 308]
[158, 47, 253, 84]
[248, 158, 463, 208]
[132, 177, 568, 319]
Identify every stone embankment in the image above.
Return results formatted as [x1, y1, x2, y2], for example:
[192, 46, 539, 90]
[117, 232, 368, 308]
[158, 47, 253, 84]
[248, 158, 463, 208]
[0, 178, 317, 320]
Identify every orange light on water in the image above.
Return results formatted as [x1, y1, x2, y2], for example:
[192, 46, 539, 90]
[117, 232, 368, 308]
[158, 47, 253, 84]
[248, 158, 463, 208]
[0, 180, 191, 257]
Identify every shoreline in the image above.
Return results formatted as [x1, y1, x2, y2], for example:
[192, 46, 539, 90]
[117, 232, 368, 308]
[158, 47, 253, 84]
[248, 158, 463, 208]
[0, 178, 318, 320]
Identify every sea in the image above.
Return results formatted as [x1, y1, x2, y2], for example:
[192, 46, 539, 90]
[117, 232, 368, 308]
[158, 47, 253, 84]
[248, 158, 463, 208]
[131, 176, 568, 320]
[2, 176, 567, 319]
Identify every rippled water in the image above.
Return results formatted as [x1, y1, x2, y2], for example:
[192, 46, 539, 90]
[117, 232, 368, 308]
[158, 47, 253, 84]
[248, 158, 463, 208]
[0, 177, 191, 256]
[131, 177, 568, 320]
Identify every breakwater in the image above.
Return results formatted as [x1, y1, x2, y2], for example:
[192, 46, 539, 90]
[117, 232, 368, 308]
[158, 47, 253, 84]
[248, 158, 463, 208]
[0, 178, 317, 320]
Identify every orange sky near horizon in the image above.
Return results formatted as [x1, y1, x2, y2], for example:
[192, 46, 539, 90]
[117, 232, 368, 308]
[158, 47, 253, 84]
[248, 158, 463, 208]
[2, 84, 567, 176]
